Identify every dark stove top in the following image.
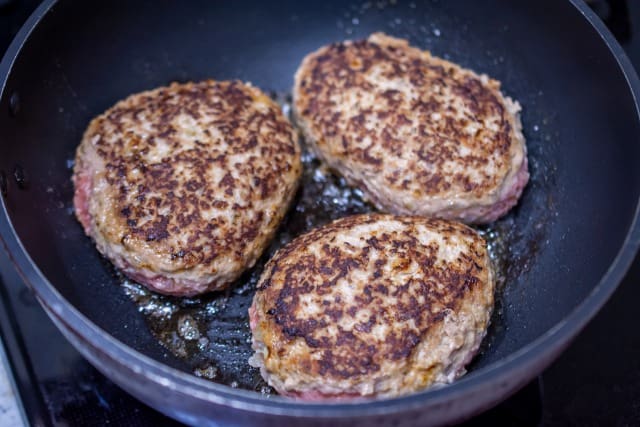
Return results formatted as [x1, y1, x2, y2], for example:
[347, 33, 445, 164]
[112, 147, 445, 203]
[1, 1, 640, 425]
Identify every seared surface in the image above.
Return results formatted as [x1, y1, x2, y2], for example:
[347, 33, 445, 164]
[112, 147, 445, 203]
[293, 33, 528, 224]
[250, 213, 494, 399]
[73, 80, 301, 296]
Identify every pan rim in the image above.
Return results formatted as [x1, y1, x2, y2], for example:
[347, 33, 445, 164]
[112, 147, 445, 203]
[1, 0, 639, 419]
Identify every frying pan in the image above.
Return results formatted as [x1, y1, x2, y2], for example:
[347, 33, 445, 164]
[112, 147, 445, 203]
[1, 0, 640, 425]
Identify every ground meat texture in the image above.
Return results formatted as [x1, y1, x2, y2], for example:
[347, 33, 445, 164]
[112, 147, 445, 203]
[73, 80, 302, 296]
[249, 213, 495, 400]
[293, 33, 529, 224]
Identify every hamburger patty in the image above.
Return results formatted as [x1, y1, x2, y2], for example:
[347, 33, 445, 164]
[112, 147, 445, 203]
[73, 80, 302, 296]
[293, 33, 528, 224]
[249, 213, 494, 400]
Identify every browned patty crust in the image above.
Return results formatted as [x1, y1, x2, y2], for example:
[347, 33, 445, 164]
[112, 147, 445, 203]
[250, 213, 494, 399]
[73, 80, 302, 296]
[293, 33, 528, 224]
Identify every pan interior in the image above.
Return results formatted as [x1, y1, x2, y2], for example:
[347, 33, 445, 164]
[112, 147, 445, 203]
[1, 0, 639, 395]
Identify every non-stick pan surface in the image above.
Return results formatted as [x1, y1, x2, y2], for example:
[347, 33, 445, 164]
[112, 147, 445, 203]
[1, 0, 640, 425]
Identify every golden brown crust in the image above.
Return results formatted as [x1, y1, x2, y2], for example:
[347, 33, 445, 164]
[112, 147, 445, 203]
[74, 80, 301, 295]
[250, 213, 494, 398]
[293, 33, 527, 223]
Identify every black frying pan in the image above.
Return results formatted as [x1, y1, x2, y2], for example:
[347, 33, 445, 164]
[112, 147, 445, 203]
[1, 0, 640, 425]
